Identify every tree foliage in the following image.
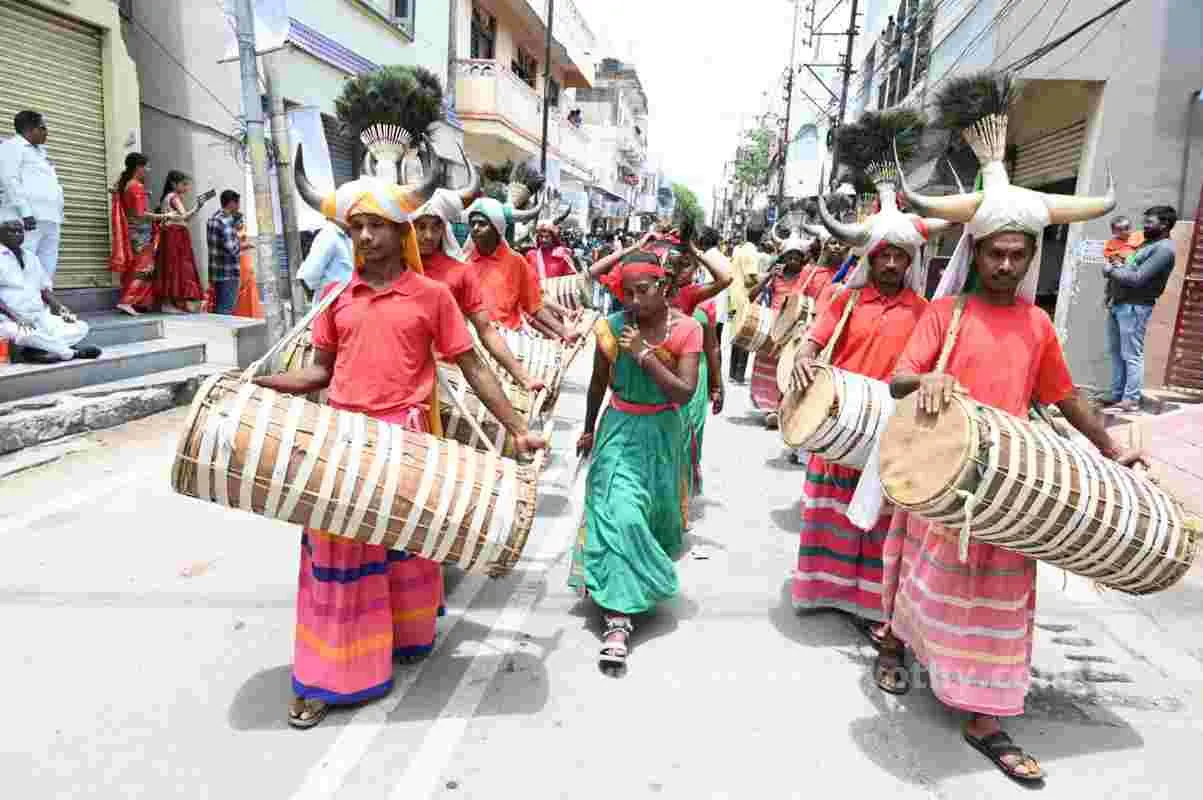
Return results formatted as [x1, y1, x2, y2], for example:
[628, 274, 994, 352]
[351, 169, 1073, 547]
[733, 126, 773, 188]
[672, 183, 705, 230]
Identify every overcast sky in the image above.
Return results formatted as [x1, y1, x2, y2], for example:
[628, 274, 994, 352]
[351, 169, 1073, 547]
[574, 0, 806, 213]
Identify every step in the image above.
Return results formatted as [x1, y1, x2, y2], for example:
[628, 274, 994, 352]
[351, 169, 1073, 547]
[139, 312, 268, 368]
[56, 287, 120, 314]
[0, 363, 220, 457]
[79, 312, 165, 349]
[0, 339, 207, 404]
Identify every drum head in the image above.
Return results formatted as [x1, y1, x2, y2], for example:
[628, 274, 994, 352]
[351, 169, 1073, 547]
[781, 366, 836, 447]
[771, 295, 803, 344]
[880, 393, 973, 507]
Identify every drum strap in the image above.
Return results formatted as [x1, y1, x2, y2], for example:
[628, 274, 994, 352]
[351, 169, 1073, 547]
[818, 289, 862, 365]
[935, 294, 971, 374]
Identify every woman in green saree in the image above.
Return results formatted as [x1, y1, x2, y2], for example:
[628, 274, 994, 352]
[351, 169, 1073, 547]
[571, 252, 703, 671]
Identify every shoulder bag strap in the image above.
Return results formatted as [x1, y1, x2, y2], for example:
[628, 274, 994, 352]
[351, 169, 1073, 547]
[817, 288, 861, 365]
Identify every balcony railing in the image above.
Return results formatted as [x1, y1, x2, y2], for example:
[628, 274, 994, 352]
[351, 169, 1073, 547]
[455, 59, 593, 177]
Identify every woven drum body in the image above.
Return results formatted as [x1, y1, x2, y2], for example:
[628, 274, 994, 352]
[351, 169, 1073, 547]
[544, 274, 593, 310]
[733, 303, 776, 354]
[880, 393, 1199, 595]
[172, 373, 538, 575]
[438, 364, 538, 457]
[770, 294, 815, 351]
[276, 331, 327, 404]
[779, 365, 892, 469]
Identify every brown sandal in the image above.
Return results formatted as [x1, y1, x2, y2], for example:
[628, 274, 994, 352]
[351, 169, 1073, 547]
[874, 645, 910, 695]
[599, 615, 633, 666]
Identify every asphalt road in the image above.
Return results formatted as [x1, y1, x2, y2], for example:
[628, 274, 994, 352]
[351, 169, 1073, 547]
[3, 349, 1203, 799]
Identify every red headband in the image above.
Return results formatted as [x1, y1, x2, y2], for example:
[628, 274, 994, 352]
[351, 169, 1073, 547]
[603, 263, 666, 303]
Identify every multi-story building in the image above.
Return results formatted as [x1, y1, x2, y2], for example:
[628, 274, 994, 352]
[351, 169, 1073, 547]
[452, 0, 597, 206]
[781, 0, 1203, 390]
[0, 0, 141, 300]
[575, 57, 652, 231]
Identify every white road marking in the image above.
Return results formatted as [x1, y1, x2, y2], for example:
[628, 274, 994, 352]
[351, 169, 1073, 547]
[290, 417, 581, 800]
[387, 456, 584, 800]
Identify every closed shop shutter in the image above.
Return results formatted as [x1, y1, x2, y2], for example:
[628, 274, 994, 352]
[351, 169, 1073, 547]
[322, 115, 357, 188]
[0, 0, 108, 289]
[1012, 120, 1086, 188]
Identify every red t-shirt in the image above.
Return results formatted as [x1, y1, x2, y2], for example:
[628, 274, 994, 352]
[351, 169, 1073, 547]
[798, 264, 837, 301]
[895, 296, 1075, 417]
[422, 250, 486, 317]
[312, 270, 474, 415]
[526, 246, 576, 281]
[672, 283, 710, 316]
[806, 285, 927, 381]
[470, 243, 544, 329]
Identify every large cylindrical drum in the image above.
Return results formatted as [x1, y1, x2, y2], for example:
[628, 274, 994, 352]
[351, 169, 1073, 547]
[544, 274, 593, 311]
[172, 373, 538, 575]
[779, 364, 893, 469]
[769, 294, 814, 352]
[438, 364, 541, 457]
[879, 393, 1200, 595]
[276, 331, 326, 404]
[776, 334, 804, 394]
[732, 303, 776, 354]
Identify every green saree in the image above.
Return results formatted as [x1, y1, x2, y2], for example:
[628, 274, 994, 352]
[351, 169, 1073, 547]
[569, 312, 692, 614]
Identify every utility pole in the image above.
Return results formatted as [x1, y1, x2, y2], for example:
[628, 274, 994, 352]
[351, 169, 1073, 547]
[540, 0, 556, 175]
[263, 55, 304, 323]
[828, 0, 859, 191]
[234, 0, 284, 344]
[776, 0, 801, 222]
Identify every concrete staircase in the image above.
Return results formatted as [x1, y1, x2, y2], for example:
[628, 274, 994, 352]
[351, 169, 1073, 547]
[0, 288, 269, 457]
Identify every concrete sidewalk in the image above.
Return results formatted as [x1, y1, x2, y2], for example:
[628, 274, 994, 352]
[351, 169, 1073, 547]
[1107, 399, 1203, 519]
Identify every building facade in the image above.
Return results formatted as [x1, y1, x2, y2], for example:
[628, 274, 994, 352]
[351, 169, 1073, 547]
[777, 0, 1203, 388]
[0, 0, 141, 294]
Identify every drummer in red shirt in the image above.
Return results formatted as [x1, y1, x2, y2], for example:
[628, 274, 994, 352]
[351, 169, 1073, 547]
[257, 170, 544, 730]
[465, 197, 576, 343]
[412, 188, 544, 391]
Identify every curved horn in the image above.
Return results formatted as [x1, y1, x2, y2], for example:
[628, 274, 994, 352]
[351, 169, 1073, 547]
[400, 139, 442, 207]
[294, 144, 333, 218]
[919, 216, 955, 237]
[893, 137, 981, 223]
[510, 198, 543, 223]
[802, 222, 828, 239]
[817, 167, 871, 246]
[555, 201, 573, 226]
[455, 142, 480, 208]
[945, 158, 966, 194]
[1044, 163, 1117, 224]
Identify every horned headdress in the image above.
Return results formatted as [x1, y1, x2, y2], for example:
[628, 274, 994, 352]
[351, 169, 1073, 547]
[896, 72, 1116, 301]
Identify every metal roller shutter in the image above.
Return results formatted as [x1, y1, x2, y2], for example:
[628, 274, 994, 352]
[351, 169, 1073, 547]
[1012, 120, 1086, 189]
[0, 0, 109, 288]
[322, 114, 357, 188]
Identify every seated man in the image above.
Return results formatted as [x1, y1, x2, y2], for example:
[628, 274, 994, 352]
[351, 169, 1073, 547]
[0, 219, 98, 362]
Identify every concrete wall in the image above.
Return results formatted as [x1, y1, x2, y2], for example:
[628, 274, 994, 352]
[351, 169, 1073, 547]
[122, 2, 245, 285]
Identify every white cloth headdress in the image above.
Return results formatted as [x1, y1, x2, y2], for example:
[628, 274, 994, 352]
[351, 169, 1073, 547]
[414, 188, 468, 261]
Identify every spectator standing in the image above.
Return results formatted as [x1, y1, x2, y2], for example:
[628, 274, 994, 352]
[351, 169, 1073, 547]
[1101, 205, 1179, 411]
[156, 171, 210, 312]
[206, 190, 243, 315]
[0, 111, 64, 284]
[296, 218, 354, 301]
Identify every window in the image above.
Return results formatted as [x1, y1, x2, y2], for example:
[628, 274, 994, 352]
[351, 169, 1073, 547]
[392, 1, 415, 34]
[470, 6, 496, 60]
[512, 47, 538, 89]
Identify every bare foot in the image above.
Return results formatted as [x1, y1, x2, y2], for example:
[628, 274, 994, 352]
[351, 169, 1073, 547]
[116, 303, 139, 317]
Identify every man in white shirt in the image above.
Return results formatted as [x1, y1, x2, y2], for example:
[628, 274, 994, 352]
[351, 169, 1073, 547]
[0, 111, 65, 285]
[0, 219, 96, 362]
[297, 219, 353, 300]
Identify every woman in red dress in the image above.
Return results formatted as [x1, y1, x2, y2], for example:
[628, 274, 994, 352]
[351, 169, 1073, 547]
[154, 171, 210, 313]
[110, 153, 165, 315]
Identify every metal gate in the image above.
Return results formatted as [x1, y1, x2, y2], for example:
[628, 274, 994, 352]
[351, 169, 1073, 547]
[0, 0, 109, 289]
[1164, 181, 1203, 392]
[1012, 120, 1086, 188]
[322, 114, 357, 188]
